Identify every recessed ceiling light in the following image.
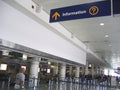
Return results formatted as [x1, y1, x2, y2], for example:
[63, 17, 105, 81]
[89, 64, 92, 67]
[105, 34, 109, 38]
[48, 62, 51, 65]
[109, 44, 112, 47]
[113, 53, 116, 55]
[100, 23, 104, 26]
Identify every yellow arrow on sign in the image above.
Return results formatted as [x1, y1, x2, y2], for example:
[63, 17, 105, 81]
[52, 12, 60, 20]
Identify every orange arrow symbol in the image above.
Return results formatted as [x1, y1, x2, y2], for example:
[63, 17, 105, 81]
[52, 12, 60, 20]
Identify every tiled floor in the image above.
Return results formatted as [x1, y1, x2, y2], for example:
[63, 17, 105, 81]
[0, 80, 120, 90]
[0, 84, 120, 90]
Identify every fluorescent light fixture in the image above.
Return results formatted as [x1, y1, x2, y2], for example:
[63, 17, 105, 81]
[0, 64, 7, 70]
[22, 54, 27, 60]
[105, 34, 109, 38]
[21, 66, 26, 70]
[48, 62, 51, 65]
[2, 50, 9, 56]
[100, 23, 104, 26]
[89, 64, 92, 67]
[47, 69, 50, 73]
[109, 44, 112, 47]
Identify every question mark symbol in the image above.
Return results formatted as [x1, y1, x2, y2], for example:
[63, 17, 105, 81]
[89, 6, 99, 15]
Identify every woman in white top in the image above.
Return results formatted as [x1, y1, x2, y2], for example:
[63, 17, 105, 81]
[14, 68, 26, 89]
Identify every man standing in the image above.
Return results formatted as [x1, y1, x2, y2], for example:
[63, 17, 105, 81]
[14, 68, 26, 89]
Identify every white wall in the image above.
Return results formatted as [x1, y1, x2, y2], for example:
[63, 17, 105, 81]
[0, 0, 86, 65]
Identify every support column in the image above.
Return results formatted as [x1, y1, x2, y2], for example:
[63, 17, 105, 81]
[85, 60, 89, 75]
[75, 66, 80, 90]
[55, 64, 59, 75]
[91, 64, 94, 78]
[75, 67, 80, 78]
[60, 64, 66, 80]
[69, 66, 73, 77]
[29, 57, 40, 87]
[60, 63, 66, 90]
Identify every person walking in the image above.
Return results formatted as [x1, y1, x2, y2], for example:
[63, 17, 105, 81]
[14, 68, 26, 89]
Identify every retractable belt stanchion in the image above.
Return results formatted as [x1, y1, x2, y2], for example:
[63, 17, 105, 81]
[70, 77, 73, 90]
[56, 78, 58, 90]
[48, 79, 51, 90]
[7, 77, 11, 90]
[1, 81, 5, 89]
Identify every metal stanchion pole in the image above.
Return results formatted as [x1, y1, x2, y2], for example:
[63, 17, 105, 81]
[102, 82, 104, 90]
[73, 78, 75, 90]
[33, 77, 35, 88]
[2, 81, 5, 89]
[95, 79, 97, 89]
[48, 79, 51, 90]
[56, 78, 58, 90]
[29, 78, 33, 88]
[60, 81, 62, 90]
[79, 78, 81, 89]
[7, 77, 11, 90]
[76, 78, 79, 90]
[37, 78, 40, 88]
[70, 78, 73, 90]
[65, 79, 66, 90]
[98, 80, 100, 90]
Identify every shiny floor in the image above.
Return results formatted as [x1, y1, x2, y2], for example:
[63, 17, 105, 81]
[0, 80, 120, 90]
[0, 84, 120, 90]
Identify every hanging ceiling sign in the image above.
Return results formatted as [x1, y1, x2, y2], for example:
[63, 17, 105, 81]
[113, 0, 120, 15]
[49, 0, 111, 23]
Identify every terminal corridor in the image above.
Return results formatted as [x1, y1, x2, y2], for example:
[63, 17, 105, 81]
[1, 0, 120, 90]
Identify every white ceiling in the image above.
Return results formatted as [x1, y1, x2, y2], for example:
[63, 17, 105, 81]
[33, 0, 120, 69]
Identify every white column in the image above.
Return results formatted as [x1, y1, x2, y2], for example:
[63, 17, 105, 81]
[60, 64, 66, 90]
[75, 66, 80, 90]
[55, 64, 59, 75]
[85, 60, 89, 75]
[29, 57, 40, 87]
[53, 64, 58, 76]
[75, 67, 80, 78]
[69, 66, 72, 77]
[60, 63, 66, 80]
[92, 64, 94, 77]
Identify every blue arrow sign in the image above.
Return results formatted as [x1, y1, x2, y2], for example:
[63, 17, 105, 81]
[50, 0, 111, 23]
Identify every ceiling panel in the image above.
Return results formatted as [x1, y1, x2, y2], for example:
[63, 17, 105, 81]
[34, 0, 120, 68]
[3, 0, 120, 68]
